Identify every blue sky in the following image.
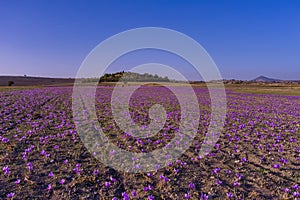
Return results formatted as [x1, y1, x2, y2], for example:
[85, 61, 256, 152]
[0, 0, 299, 80]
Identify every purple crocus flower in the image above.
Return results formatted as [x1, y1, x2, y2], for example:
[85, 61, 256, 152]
[216, 179, 222, 185]
[272, 164, 280, 169]
[227, 192, 233, 198]
[15, 179, 21, 184]
[93, 169, 99, 175]
[41, 150, 46, 156]
[27, 162, 33, 171]
[46, 184, 52, 190]
[110, 177, 116, 182]
[236, 173, 242, 179]
[132, 157, 137, 161]
[148, 195, 155, 200]
[59, 179, 65, 184]
[2, 137, 9, 143]
[279, 158, 288, 164]
[22, 153, 27, 160]
[3, 166, 10, 175]
[148, 185, 153, 190]
[292, 184, 299, 190]
[104, 182, 111, 187]
[48, 171, 54, 177]
[122, 192, 129, 200]
[73, 164, 82, 174]
[131, 190, 137, 197]
[200, 193, 208, 200]
[110, 149, 116, 155]
[184, 193, 191, 199]
[189, 182, 195, 189]
[7, 192, 14, 199]
[212, 167, 220, 174]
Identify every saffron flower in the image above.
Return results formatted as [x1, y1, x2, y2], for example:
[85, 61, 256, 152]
[279, 158, 288, 164]
[122, 192, 129, 200]
[3, 166, 10, 175]
[59, 179, 65, 184]
[212, 167, 221, 174]
[189, 182, 195, 189]
[272, 164, 280, 169]
[48, 171, 54, 177]
[184, 193, 191, 199]
[73, 164, 82, 174]
[293, 192, 300, 197]
[46, 184, 52, 190]
[227, 192, 233, 198]
[216, 179, 222, 185]
[131, 190, 137, 197]
[292, 184, 299, 190]
[110, 176, 116, 182]
[7, 192, 15, 199]
[200, 193, 208, 200]
[236, 173, 242, 179]
[104, 182, 111, 187]
[148, 195, 155, 200]
[93, 169, 99, 175]
[2, 137, 9, 143]
[27, 162, 33, 171]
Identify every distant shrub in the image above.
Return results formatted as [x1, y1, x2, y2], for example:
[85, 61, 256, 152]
[7, 80, 14, 86]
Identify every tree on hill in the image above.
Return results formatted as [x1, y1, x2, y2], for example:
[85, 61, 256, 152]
[7, 80, 14, 86]
[98, 71, 170, 82]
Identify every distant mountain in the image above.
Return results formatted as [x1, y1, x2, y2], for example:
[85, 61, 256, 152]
[251, 75, 282, 82]
[0, 76, 75, 86]
[0, 72, 170, 86]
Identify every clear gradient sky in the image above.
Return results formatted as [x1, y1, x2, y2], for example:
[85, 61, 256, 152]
[0, 0, 299, 80]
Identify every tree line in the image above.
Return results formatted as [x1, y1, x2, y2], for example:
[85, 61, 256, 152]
[81, 71, 170, 83]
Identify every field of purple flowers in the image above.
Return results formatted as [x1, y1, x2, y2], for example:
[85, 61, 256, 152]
[0, 86, 300, 199]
